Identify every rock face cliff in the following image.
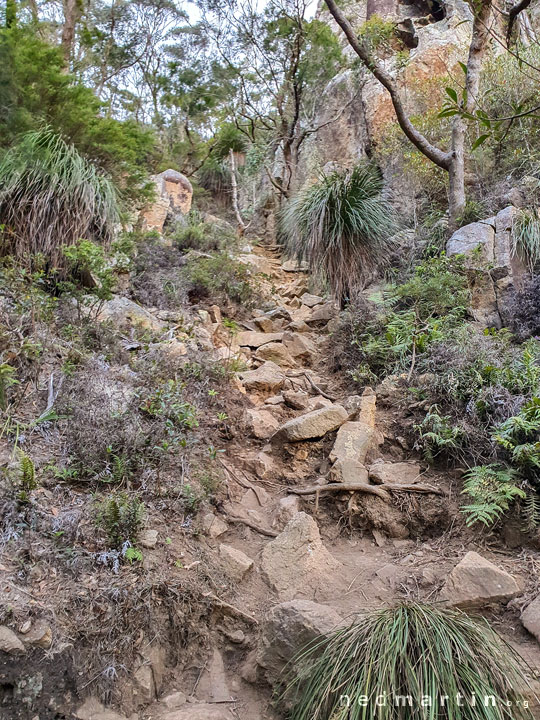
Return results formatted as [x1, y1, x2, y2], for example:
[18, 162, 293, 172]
[297, 0, 474, 219]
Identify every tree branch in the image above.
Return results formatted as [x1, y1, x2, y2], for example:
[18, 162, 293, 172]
[506, 0, 532, 46]
[323, 0, 451, 171]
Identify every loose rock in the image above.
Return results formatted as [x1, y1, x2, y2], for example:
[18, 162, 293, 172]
[521, 595, 540, 643]
[272, 404, 348, 442]
[257, 599, 341, 684]
[369, 461, 422, 485]
[0, 626, 25, 654]
[219, 544, 254, 581]
[261, 512, 339, 600]
[237, 331, 284, 348]
[245, 408, 280, 439]
[330, 421, 376, 466]
[439, 551, 520, 608]
[238, 362, 285, 393]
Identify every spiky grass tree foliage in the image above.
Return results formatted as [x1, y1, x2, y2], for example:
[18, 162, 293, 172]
[280, 164, 395, 301]
[281, 603, 535, 720]
[0, 129, 120, 268]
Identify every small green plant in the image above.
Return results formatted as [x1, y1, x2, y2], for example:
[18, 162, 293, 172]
[61, 239, 114, 304]
[96, 493, 145, 549]
[15, 451, 38, 504]
[184, 252, 253, 304]
[280, 602, 534, 720]
[124, 546, 143, 564]
[461, 464, 525, 526]
[280, 163, 395, 301]
[0, 363, 18, 410]
[358, 14, 396, 52]
[493, 397, 540, 472]
[140, 380, 198, 430]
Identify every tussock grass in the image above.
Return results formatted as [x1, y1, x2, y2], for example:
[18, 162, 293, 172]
[280, 164, 395, 301]
[281, 603, 535, 720]
[0, 129, 120, 268]
[512, 209, 540, 273]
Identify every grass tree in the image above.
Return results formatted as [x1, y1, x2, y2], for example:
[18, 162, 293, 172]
[280, 163, 395, 301]
[281, 602, 536, 720]
[0, 129, 119, 269]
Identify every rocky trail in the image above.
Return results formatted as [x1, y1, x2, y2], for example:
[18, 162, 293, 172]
[126, 240, 540, 720]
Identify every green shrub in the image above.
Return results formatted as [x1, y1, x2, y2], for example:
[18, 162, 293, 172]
[184, 252, 253, 305]
[281, 602, 534, 720]
[493, 397, 540, 473]
[0, 27, 155, 200]
[280, 164, 395, 301]
[414, 406, 466, 464]
[140, 379, 199, 430]
[173, 212, 226, 253]
[96, 492, 144, 549]
[0, 130, 119, 269]
[345, 255, 469, 379]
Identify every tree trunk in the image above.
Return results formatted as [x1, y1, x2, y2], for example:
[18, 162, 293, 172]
[448, 117, 466, 230]
[61, 0, 79, 68]
[229, 149, 247, 234]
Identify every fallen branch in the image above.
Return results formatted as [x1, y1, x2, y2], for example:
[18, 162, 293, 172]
[287, 481, 444, 498]
[202, 592, 259, 624]
[287, 371, 337, 401]
[226, 514, 278, 538]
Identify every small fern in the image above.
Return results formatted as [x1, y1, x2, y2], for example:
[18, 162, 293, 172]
[414, 406, 465, 463]
[461, 464, 525, 527]
[16, 451, 38, 504]
[493, 397, 540, 471]
[522, 492, 540, 533]
[96, 493, 144, 549]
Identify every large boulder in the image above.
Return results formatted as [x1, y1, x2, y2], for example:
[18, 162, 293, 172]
[96, 296, 166, 336]
[256, 600, 342, 685]
[141, 169, 193, 233]
[272, 404, 348, 442]
[439, 551, 520, 608]
[261, 512, 340, 600]
[446, 206, 528, 327]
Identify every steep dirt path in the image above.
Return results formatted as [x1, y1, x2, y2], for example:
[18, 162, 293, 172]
[144, 241, 540, 720]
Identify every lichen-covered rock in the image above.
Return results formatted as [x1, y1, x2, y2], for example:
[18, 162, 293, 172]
[330, 421, 375, 466]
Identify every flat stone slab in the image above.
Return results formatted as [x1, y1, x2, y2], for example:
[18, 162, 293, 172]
[237, 331, 283, 348]
[330, 421, 375, 466]
[272, 404, 348, 442]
